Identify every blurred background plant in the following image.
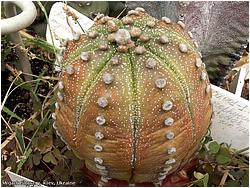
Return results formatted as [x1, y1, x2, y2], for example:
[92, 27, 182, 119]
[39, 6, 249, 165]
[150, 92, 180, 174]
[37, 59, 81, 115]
[1, 1, 249, 187]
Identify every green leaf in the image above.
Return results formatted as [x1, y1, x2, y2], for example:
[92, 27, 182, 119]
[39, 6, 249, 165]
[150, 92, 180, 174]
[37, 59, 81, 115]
[224, 180, 241, 187]
[16, 148, 33, 173]
[32, 151, 42, 166]
[2, 106, 22, 121]
[36, 133, 53, 154]
[14, 77, 33, 91]
[242, 173, 249, 187]
[23, 170, 34, 179]
[52, 148, 63, 161]
[35, 170, 46, 181]
[15, 127, 26, 154]
[216, 147, 231, 164]
[193, 172, 209, 187]
[194, 171, 205, 180]
[23, 37, 59, 53]
[43, 151, 57, 165]
[202, 173, 209, 187]
[208, 141, 220, 154]
[30, 91, 42, 113]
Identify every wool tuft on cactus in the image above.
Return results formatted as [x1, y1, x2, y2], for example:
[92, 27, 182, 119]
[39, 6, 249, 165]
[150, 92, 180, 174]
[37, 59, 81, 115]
[54, 8, 213, 186]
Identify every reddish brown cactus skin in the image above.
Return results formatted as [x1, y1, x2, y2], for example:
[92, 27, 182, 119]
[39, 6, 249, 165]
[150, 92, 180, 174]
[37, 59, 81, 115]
[54, 8, 213, 185]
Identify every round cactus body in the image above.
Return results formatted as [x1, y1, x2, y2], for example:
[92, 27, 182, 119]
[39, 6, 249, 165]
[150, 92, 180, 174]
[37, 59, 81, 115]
[55, 8, 213, 185]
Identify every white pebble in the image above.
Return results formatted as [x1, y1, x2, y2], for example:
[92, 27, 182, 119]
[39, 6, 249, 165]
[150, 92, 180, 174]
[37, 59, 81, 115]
[145, 58, 157, 69]
[94, 157, 103, 165]
[135, 46, 146, 55]
[115, 29, 131, 45]
[162, 101, 173, 111]
[161, 17, 171, 24]
[166, 132, 175, 140]
[57, 92, 64, 101]
[103, 73, 114, 84]
[52, 113, 56, 120]
[206, 84, 211, 93]
[58, 81, 64, 90]
[96, 115, 106, 126]
[135, 7, 145, 12]
[195, 58, 202, 68]
[177, 21, 185, 29]
[94, 144, 103, 152]
[159, 35, 169, 44]
[65, 65, 74, 75]
[165, 158, 176, 165]
[55, 102, 59, 109]
[167, 147, 176, 155]
[95, 132, 104, 140]
[80, 52, 90, 61]
[96, 164, 106, 170]
[188, 31, 193, 38]
[179, 43, 188, 53]
[164, 117, 174, 126]
[155, 78, 167, 89]
[97, 97, 108, 108]
[200, 72, 207, 81]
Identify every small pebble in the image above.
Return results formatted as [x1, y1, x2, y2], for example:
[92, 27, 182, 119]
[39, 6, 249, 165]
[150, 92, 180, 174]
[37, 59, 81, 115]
[161, 17, 171, 24]
[65, 65, 75, 75]
[127, 10, 139, 16]
[146, 20, 155, 28]
[103, 73, 114, 84]
[122, 17, 133, 25]
[115, 29, 131, 45]
[88, 31, 98, 39]
[58, 81, 64, 90]
[80, 52, 90, 61]
[179, 43, 188, 53]
[177, 21, 185, 29]
[162, 101, 173, 111]
[130, 27, 142, 38]
[135, 7, 145, 12]
[195, 58, 202, 68]
[94, 144, 103, 152]
[145, 58, 157, 69]
[96, 115, 106, 126]
[155, 78, 167, 89]
[159, 35, 169, 44]
[200, 72, 207, 81]
[97, 97, 108, 108]
[164, 117, 174, 126]
[135, 46, 146, 55]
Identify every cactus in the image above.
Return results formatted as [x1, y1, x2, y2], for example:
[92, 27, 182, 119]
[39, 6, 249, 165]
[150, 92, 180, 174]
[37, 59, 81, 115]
[53, 8, 213, 185]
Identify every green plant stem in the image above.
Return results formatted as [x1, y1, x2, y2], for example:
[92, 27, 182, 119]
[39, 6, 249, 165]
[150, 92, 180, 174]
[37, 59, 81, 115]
[16, 110, 50, 174]
[0, 72, 22, 111]
[37, 1, 58, 61]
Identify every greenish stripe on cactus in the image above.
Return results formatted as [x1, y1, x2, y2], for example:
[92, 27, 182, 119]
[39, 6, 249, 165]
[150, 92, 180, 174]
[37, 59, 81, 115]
[127, 51, 140, 174]
[63, 43, 100, 66]
[145, 45, 196, 141]
[73, 49, 117, 141]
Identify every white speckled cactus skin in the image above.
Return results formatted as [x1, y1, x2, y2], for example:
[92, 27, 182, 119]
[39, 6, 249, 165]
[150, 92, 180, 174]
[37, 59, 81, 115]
[53, 8, 213, 184]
